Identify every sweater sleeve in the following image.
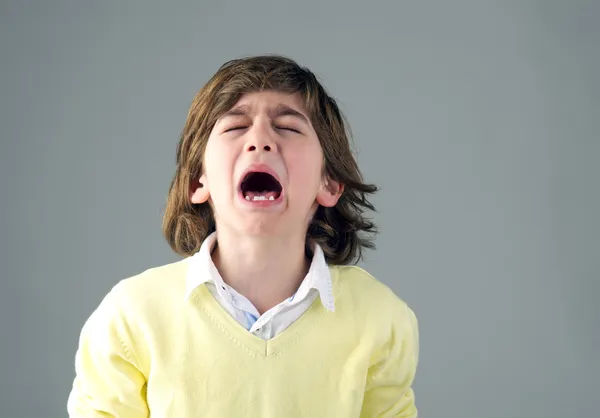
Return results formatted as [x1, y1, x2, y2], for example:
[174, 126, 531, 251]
[360, 301, 419, 418]
[67, 290, 149, 417]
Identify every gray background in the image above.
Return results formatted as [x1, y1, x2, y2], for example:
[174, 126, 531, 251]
[1, 0, 598, 417]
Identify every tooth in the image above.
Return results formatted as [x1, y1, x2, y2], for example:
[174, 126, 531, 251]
[245, 195, 250, 200]
[268, 196, 274, 201]
[252, 196, 267, 201]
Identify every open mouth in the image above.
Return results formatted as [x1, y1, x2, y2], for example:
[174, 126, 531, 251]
[240, 172, 283, 202]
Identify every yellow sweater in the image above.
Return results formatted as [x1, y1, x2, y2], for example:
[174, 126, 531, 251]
[67, 259, 419, 417]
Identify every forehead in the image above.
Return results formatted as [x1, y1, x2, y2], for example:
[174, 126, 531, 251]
[225, 90, 308, 117]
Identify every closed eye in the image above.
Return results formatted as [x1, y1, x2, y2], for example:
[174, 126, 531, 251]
[224, 126, 248, 132]
[276, 126, 301, 133]
[223, 125, 301, 134]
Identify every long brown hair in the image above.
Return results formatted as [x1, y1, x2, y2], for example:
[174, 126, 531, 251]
[162, 55, 378, 265]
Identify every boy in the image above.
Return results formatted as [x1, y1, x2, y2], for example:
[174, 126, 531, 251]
[67, 55, 419, 417]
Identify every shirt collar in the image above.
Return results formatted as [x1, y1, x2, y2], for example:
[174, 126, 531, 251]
[184, 232, 335, 312]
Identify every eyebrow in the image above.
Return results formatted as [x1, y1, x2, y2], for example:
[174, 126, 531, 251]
[219, 103, 310, 126]
[270, 104, 310, 125]
[220, 105, 251, 119]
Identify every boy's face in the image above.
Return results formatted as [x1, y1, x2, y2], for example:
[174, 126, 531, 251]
[190, 90, 342, 238]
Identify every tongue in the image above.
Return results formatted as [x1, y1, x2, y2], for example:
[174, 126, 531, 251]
[244, 191, 279, 201]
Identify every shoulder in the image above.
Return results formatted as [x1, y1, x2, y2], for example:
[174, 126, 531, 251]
[89, 258, 190, 329]
[330, 265, 418, 335]
[73, 259, 189, 377]
[331, 265, 413, 311]
[110, 258, 189, 305]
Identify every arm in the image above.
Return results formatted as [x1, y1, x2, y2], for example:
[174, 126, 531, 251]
[360, 302, 419, 418]
[67, 292, 149, 417]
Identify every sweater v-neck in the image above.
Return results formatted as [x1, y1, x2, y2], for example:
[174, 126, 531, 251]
[193, 282, 330, 357]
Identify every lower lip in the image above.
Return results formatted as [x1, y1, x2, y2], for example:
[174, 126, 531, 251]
[237, 191, 284, 208]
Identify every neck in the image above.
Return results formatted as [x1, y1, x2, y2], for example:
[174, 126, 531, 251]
[212, 229, 310, 315]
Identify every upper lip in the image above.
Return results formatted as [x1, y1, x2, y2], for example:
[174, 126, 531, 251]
[238, 163, 283, 191]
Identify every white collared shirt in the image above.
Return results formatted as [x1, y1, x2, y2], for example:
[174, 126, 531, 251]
[185, 232, 335, 340]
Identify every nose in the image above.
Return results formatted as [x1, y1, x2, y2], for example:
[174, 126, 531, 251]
[244, 120, 277, 153]
[247, 143, 272, 152]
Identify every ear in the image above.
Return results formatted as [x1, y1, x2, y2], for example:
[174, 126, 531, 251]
[316, 178, 344, 207]
[190, 174, 210, 204]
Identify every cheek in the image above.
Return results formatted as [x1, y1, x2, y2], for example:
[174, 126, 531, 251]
[203, 143, 235, 194]
[285, 145, 324, 189]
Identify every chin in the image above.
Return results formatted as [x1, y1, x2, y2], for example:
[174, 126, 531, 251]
[235, 217, 284, 237]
